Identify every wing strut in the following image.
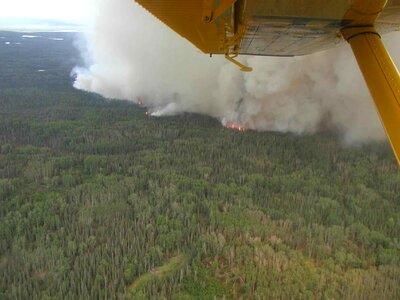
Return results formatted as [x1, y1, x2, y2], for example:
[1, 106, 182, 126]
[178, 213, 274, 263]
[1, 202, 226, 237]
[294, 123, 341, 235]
[225, 54, 252, 72]
[342, 26, 400, 165]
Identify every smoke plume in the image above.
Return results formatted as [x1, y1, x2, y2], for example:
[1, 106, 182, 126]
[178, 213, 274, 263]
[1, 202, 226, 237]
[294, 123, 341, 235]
[73, 0, 400, 145]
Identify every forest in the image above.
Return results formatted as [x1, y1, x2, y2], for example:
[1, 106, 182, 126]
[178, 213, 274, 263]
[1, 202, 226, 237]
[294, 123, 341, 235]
[0, 31, 399, 299]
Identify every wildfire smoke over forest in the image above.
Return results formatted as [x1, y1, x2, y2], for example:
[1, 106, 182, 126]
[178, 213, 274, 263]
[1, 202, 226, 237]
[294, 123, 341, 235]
[73, 0, 400, 146]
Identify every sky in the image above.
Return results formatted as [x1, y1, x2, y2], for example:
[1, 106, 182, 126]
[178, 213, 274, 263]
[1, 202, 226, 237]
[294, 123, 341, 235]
[0, 0, 91, 23]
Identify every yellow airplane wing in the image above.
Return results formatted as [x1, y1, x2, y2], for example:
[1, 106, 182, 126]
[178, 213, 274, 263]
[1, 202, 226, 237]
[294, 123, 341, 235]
[135, 0, 400, 165]
[135, 0, 400, 56]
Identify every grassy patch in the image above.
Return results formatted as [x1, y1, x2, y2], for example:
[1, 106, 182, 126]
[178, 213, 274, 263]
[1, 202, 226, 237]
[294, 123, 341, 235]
[128, 254, 188, 291]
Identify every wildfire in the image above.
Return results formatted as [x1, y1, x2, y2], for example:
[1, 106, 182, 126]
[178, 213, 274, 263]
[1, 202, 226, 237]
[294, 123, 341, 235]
[145, 111, 149, 116]
[224, 122, 247, 132]
[136, 97, 143, 106]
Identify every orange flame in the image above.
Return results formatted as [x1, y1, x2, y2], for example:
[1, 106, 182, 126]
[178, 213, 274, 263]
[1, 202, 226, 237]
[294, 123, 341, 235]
[136, 97, 143, 106]
[224, 122, 247, 132]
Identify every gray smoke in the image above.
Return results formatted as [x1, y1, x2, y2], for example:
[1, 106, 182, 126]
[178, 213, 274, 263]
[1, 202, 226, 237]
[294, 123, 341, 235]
[73, 0, 400, 145]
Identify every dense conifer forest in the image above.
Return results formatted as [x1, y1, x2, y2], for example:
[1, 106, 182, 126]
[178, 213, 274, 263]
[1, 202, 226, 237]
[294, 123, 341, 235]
[0, 31, 399, 299]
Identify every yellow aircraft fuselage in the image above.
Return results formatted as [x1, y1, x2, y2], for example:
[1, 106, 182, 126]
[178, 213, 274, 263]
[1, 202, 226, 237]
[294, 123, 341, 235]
[135, 0, 400, 165]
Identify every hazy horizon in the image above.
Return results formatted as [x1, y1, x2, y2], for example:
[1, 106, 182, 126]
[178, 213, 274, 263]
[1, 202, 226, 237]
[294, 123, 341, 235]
[0, 17, 82, 32]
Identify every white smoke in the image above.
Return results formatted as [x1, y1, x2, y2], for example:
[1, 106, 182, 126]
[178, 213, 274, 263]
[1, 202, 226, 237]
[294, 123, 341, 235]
[73, 0, 400, 145]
